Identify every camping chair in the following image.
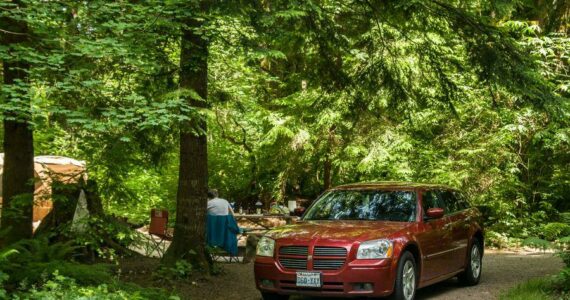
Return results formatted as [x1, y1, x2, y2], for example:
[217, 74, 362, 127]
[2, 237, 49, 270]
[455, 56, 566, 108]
[207, 214, 244, 263]
[209, 246, 241, 263]
[147, 209, 172, 257]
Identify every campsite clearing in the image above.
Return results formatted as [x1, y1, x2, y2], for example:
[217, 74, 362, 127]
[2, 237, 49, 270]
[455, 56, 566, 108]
[119, 249, 563, 300]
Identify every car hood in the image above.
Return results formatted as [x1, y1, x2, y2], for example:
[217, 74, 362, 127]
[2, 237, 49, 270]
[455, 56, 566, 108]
[265, 220, 414, 242]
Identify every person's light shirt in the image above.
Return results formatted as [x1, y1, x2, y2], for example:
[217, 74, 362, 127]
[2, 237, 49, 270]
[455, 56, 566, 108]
[207, 197, 234, 216]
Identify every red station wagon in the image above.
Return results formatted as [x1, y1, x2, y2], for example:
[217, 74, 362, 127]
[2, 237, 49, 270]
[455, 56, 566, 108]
[254, 182, 484, 300]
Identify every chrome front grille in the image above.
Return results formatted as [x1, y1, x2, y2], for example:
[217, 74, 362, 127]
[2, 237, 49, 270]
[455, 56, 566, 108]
[279, 246, 309, 256]
[279, 258, 308, 269]
[278, 245, 347, 271]
[313, 259, 346, 270]
[314, 246, 347, 257]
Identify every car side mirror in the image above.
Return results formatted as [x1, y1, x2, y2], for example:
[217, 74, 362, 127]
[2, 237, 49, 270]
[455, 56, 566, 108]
[426, 208, 444, 219]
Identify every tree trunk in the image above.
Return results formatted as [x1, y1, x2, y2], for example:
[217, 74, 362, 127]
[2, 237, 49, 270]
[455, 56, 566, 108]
[0, 1, 35, 246]
[323, 157, 332, 191]
[162, 18, 210, 268]
[84, 180, 104, 217]
[534, 0, 570, 33]
[323, 126, 336, 191]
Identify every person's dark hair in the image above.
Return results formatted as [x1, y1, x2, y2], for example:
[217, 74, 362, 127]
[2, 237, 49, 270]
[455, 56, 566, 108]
[207, 189, 218, 199]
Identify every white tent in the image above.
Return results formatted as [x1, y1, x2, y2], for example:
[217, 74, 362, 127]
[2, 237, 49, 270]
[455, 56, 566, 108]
[0, 154, 87, 223]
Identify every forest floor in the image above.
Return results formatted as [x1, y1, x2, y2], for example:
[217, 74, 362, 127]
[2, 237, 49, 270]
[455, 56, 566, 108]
[120, 249, 563, 300]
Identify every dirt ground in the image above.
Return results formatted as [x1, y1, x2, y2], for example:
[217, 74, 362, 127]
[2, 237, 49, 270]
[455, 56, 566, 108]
[120, 249, 564, 300]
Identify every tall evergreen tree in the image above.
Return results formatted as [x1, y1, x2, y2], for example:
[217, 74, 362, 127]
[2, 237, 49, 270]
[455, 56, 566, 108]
[0, 0, 35, 245]
[163, 6, 211, 267]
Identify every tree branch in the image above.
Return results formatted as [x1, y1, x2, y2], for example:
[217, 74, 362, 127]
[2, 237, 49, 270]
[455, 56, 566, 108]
[0, 28, 28, 36]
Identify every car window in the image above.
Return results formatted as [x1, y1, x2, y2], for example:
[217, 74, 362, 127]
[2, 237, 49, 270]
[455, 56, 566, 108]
[453, 191, 470, 210]
[422, 190, 446, 216]
[440, 190, 459, 213]
[303, 190, 417, 222]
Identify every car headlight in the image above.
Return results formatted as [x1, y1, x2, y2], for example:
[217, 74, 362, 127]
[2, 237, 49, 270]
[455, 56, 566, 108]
[256, 236, 275, 257]
[356, 239, 393, 259]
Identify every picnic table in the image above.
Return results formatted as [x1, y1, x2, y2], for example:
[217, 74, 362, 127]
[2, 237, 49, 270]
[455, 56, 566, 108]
[234, 214, 299, 231]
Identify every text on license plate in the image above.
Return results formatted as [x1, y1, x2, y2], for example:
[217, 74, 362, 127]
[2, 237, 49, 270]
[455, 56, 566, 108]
[296, 271, 321, 287]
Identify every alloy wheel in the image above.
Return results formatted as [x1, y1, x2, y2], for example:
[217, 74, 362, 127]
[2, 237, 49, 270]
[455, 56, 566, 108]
[471, 245, 481, 279]
[402, 260, 416, 300]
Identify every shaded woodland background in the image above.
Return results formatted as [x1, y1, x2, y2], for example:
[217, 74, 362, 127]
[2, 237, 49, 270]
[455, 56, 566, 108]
[0, 0, 569, 298]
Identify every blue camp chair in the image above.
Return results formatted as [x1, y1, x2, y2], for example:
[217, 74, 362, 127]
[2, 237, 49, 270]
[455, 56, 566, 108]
[206, 214, 242, 262]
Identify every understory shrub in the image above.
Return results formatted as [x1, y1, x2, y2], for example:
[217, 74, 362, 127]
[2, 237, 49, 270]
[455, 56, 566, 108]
[559, 236, 570, 266]
[0, 238, 176, 300]
[541, 223, 570, 241]
[560, 213, 570, 225]
[0, 238, 114, 290]
[154, 259, 194, 281]
[521, 235, 570, 295]
[499, 278, 553, 300]
[0, 248, 18, 299]
[11, 261, 114, 289]
[485, 230, 521, 248]
[9, 237, 77, 262]
[14, 271, 178, 300]
[70, 216, 147, 260]
[556, 236, 570, 293]
[522, 237, 551, 251]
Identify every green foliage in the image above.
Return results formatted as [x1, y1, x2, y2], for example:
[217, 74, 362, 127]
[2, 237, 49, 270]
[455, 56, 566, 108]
[0, 271, 7, 300]
[502, 271, 570, 299]
[541, 223, 570, 241]
[555, 267, 570, 293]
[154, 259, 194, 281]
[560, 213, 570, 225]
[485, 230, 521, 249]
[9, 238, 77, 263]
[71, 216, 144, 260]
[0, 0, 567, 256]
[500, 278, 554, 300]
[558, 236, 570, 267]
[0, 238, 113, 287]
[15, 262, 114, 288]
[0, 248, 18, 261]
[517, 236, 570, 296]
[522, 237, 551, 251]
[0, 239, 175, 299]
[0, 1, 567, 298]
[107, 169, 177, 225]
[0, 248, 17, 299]
[13, 271, 178, 300]
[203, 6, 569, 241]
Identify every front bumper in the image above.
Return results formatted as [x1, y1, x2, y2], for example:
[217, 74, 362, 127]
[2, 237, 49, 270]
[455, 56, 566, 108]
[254, 256, 396, 298]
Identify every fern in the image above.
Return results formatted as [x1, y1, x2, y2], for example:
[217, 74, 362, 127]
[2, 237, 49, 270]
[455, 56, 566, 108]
[10, 237, 79, 263]
[541, 223, 570, 241]
[560, 213, 570, 225]
[521, 237, 551, 251]
[0, 249, 18, 262]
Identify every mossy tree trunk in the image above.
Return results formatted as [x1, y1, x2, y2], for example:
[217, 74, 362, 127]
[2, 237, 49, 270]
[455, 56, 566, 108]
[162, 16, 210, 269]
[0, 0, 35, 246]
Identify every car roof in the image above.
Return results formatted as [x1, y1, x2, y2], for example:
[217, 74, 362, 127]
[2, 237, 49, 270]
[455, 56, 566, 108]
[332, 181, 457, 191]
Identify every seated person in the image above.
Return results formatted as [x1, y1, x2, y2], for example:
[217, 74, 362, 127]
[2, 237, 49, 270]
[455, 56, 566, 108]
[206, 189, 241, 256]
[207, 189, 234, 216]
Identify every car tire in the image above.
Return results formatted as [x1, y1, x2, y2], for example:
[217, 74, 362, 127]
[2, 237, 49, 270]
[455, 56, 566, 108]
[458, 238, 482, 286]
[261, 292, 289, 300]
[391, 251, 417, 300]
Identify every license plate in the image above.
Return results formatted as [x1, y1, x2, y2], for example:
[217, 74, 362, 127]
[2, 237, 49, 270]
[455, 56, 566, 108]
[296, 271, 321, 287]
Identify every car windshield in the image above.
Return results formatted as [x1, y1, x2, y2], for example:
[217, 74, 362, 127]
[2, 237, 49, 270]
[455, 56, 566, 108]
[303, 190, 417, 222]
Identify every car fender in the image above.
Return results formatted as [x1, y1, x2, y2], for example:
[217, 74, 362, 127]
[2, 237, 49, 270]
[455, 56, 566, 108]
[390, 232, 424, 281]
